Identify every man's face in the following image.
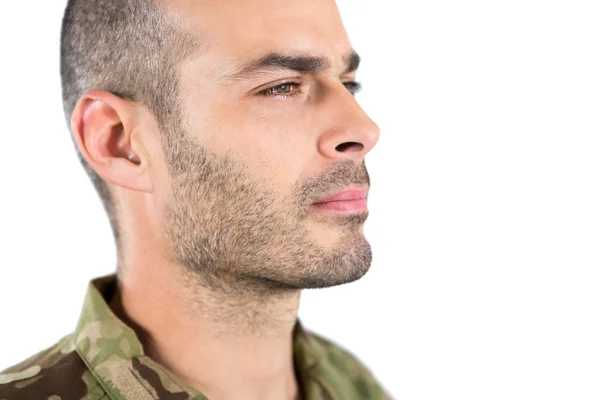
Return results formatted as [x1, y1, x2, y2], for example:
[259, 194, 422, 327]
[152, 0, 380, 290]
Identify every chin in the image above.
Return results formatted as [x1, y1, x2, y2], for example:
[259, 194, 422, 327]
[294, 236, 373, 289]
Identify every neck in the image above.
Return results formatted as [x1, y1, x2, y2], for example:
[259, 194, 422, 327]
[110, 255, 303, 400]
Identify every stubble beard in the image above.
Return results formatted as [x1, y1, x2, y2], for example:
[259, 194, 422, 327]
[161, 129, 373, 295]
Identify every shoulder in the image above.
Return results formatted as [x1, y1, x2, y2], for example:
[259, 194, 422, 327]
[308, 331, 394, 400]
[0, 333, 106, 400]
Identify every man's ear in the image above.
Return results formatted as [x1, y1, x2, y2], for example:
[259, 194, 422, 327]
[71, 90, 153, 193]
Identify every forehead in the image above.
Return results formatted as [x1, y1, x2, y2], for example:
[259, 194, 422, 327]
[167, 0, 352, 66]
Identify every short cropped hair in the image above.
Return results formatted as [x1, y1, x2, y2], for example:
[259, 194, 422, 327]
[60, 0, 199, 251]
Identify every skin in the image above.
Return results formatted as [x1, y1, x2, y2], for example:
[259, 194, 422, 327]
[70, 0, 380, 399]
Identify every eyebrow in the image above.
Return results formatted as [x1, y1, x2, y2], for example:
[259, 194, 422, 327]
[222, 50, 361, 83]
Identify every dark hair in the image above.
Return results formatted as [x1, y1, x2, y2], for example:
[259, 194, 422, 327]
[60, 0, 200, 251]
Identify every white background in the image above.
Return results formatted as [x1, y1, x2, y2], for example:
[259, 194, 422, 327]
[1, 1, 599, 399]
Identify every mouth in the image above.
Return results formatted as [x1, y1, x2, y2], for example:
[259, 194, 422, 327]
[310, 186, 369, 213]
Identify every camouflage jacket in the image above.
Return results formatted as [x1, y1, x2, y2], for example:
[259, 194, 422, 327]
[0, 275, 391, 400]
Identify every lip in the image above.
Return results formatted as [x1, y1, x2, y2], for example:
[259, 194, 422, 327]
[311, 198, 368, 213]
[312, 187, 369, 204]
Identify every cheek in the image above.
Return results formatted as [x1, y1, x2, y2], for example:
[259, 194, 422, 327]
[258, 121, 318, 190]
[244, 142, 309, 200]
[185, 95, 321, 195]
[220, 105, 316, 186]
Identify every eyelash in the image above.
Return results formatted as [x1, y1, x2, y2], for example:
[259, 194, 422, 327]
[258, 81, 362, 99]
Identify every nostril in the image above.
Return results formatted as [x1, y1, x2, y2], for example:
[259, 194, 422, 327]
[336, 142, 364, 153]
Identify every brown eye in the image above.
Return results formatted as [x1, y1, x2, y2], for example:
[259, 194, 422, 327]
[260, 82, 303, 97]
[271, 84, 294, 94]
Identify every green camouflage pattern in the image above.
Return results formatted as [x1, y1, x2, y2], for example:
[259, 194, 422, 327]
[1, 275, 392, 399]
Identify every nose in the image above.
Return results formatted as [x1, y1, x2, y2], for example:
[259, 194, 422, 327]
[317, 82, 380, 161]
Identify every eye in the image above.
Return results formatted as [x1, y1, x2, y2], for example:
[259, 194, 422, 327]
[344, 81, 362, 96]
[258, 80, 362, 98]
[259, 82, 303, 98]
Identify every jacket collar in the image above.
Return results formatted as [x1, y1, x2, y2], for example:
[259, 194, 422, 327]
[74, 274, 329, 399]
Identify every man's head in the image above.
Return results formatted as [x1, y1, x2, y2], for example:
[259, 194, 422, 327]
[61, 0, 380, 291]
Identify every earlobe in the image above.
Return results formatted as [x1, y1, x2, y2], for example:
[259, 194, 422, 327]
[71, 90, 153, 193]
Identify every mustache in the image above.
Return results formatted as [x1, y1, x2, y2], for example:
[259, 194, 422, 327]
[297, 159, 370, 206]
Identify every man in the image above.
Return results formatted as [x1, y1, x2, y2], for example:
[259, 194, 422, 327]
[0, 0, 388, 398]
